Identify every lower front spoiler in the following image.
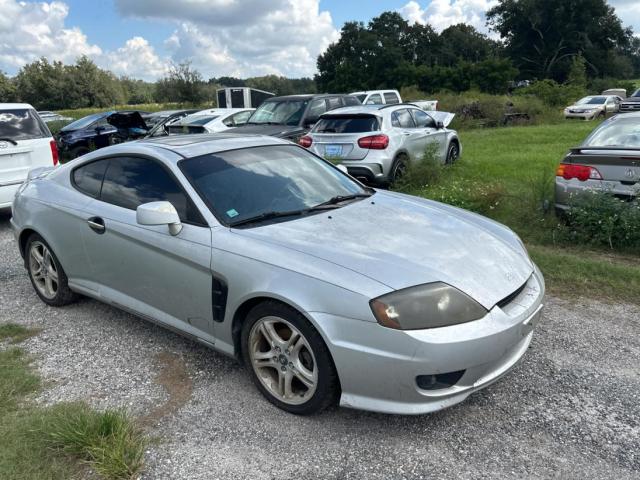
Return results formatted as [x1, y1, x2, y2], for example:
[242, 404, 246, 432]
[340, 329, 534, 415]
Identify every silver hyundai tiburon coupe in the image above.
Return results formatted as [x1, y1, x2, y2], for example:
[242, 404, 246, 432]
[11, 134, 544, 415]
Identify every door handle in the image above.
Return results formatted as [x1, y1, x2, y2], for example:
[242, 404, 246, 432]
[87, 217, 105, 234]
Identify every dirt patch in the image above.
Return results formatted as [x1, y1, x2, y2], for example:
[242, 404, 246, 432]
[140, 351, 193, 427]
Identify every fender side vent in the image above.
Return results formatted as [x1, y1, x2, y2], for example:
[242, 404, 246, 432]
[212, 277, 228, 323]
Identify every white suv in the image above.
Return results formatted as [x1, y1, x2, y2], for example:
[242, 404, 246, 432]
[300, 104, 460, 186]
[0, 104, 58, 211]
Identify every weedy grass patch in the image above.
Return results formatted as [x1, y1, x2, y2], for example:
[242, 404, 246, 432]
[0, 326, 146, 480]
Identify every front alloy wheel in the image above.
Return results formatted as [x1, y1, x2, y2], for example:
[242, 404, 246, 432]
[241, 301, 339, 414]
[248, 316, 318, 405]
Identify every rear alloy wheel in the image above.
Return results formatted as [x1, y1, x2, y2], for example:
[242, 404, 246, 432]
[26, 234, 78, 306]
[390, 154, 409, 186]
[241, 301, 338, 415]
[446, 142, 459, 165]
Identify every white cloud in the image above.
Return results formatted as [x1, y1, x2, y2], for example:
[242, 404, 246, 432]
[0, 0, 169, 80]
[115, 0, 340, 78]
[610, 0, 640, 33]
[399, 0, 498, 34]
[102, 37, 168, 81]
[0, 0, 101, 71]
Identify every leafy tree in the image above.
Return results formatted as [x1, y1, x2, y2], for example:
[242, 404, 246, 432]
[487, 0, 636, 81]
[438, 24, 500, 66]
[155, 61, 205, 104]
[211, 76, 246, 87]
[566, 54, 587, 88]
[14, 58, 68, 110]
[0, 72, 17, 102]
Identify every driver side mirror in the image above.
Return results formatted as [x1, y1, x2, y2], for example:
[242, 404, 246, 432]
[435, 120, 444, 129]
[136, 201, 183, 236]
[95, 125, 107, 133]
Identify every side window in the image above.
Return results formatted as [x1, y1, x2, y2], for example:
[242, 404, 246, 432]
[231, 110, 252, 126]
[306, 99, 328, 121]
[391, 113, 401, 128]
[410, 109, 435, 128]
[100, 157, 205, 225]
[344, 96, 360, 106]
[327, 97, 342, 110]
[393, 109, 416, 128]
[72, 159, 109, 197]
[366, 94, 383, 105]
[384, 92, 400, 104]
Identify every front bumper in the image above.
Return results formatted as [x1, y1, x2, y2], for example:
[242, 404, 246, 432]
[564, 111, 598, 120]
[314, 267, 544, 414]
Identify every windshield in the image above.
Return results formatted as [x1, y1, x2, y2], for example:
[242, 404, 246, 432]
[247, 100, 308, 126]
[0, 109, 50, 140]
[180, 145, 368, 226]
[313, 115, 380, 133]
[354, 94, 367, 103]
[576, 97, 606, 105]
[61, 112, 108, 131]
[584, 117, 640, 147]
[632, 89, 640, 98]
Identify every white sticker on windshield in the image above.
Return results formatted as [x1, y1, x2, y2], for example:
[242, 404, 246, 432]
[226, 209, 239, 218]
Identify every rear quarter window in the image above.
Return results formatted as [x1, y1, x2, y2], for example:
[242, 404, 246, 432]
[314, 116, 381, 133]
[0, 109, 50, 140]
[72, 159, 110, 197]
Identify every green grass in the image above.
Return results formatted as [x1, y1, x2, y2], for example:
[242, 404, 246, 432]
[0, 331, 146, 479]
[0, 323, 40, 344]
[400, 120, 640, 304]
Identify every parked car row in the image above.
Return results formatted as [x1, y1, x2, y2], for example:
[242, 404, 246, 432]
[564, 88, 640, 120]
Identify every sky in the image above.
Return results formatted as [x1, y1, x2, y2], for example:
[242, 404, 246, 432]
[0, 0, 638, 81]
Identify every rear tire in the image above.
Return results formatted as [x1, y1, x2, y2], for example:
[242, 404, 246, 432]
[25, 233, 78, 307]
[70, 146, 90, 159]
[241, 301, 339, 415]
[389, 154, 409, 186]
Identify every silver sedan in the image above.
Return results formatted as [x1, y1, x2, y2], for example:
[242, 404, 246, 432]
[11, 134, 544, 415]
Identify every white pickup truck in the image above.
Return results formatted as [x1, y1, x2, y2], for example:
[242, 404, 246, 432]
[349, 89, 438, 111]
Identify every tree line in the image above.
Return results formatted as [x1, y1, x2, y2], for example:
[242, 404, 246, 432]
[0, 58, 317, 110]
[1, 0, 638, 111]
[316, 0, 640, 94]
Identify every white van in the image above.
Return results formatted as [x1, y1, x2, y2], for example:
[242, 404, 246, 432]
[0, 104, 58, 211]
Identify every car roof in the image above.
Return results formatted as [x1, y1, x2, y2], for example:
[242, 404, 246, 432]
[0, 103, 35, 110]
[349, 90, 399, 95]
[320, 104, 416, 116]
[265, 94, 354, 102]
[137, 133, 290, 159]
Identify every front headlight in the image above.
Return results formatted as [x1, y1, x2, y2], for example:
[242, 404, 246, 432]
[370, 283, 487, 330]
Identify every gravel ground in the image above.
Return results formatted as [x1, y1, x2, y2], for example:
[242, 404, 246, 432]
[1, 211, 639, 479]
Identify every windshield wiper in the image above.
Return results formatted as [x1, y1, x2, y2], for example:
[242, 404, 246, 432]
[228, 209, 307, 227]
[309, 193, 372, 210]
[0, 138, 18, 145]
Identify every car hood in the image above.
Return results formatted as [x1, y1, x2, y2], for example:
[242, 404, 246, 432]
[227, 124, 304, 138]
[232, 191, 533, 309]
[622, 97, 640, 103]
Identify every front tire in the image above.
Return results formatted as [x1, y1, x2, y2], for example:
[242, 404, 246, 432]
[26, 233, 78, 307]
[446, 142, 459, 165]
[241, 301, 339, 415]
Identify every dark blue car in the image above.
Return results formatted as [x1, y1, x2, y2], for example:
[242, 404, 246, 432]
[57, 110, 149, 160]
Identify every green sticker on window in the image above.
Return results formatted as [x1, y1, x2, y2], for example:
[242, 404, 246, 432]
[226, 209, 239, 218]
